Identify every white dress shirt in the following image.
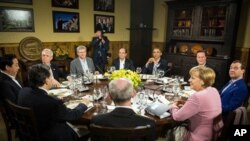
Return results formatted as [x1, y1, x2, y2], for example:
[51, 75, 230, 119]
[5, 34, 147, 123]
[80, 58, 89, 73]
[119, 59, 125, 69]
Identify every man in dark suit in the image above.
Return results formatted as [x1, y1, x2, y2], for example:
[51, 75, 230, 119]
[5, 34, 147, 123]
[91, 78, 156, 140]
[196, 50, 214, 68]
[41, 48, 66, 87]
[143, 47, 167, 75]
[112, 47, 135, 71]
[196, 50, 221, 88]
[0, 54, 22, 103]
[18, 64, 89, 141]
[91, 30, 109, 73]
[220, 60, 248, 114]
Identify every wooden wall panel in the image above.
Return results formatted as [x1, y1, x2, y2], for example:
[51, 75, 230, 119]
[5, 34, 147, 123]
[235, 47, 250, 85]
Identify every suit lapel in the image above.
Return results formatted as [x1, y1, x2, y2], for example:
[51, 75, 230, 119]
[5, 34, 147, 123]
[116, 59, 120, 69]
[124, 59, 129, 69]
[222, 81, 238, 95]
[2, 73, 22, 88]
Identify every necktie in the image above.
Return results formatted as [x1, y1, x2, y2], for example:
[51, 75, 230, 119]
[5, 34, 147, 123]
[221, 80, 233, 94]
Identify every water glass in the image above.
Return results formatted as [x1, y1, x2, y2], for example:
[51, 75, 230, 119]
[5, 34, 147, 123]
[110, 66, 116, 73]
[158, 69, 165, 78]
[136, 67, 142, 74]
[179, 76, 184, 83]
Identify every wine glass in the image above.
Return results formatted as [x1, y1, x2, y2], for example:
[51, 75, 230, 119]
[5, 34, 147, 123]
[136, 67, 142, 74]
[109, 66, 116, 73]
[158, 69, 165, 78]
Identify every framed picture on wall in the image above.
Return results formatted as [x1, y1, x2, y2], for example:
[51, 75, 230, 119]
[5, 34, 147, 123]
[94, 0, 114, 13]
[0, 0, 32, 4]
[52, 11, 80, 33]
[0, 7, 34, 32]
[94, 14, 114, 33]
[52, 0, 79, 9]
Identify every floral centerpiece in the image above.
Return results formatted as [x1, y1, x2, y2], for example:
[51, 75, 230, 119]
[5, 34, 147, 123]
[108, 69, 142, 89]
[54, 47, 69, 60]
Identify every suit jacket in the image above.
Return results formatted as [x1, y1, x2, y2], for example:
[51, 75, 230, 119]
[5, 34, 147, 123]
[18, 87, 87, 141]
[0, 72, 22, 103]
[171, 87, 222, 141]
[142, 58, 168, 75]
[220, 79, 248, 113]
[91, 36, 109, 64]
[112, 58, 135, 71]
[91, 107, 156, 141]
[70, 57, 95, 75]
[50, 62, 67, 81]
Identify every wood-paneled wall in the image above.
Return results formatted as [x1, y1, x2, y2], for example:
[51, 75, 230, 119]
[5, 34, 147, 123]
[0, 41, 130, 66]
[235, 47, 250, 85]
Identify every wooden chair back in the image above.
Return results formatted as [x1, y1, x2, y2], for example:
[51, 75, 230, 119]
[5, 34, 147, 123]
[212, 114, 224, 141]
[242, 85, 250, 108]
[0, 103, 15, 141]
[89, 124, 152, 141]
[215, 106, 249, 141]
[5, 99, 40, 141]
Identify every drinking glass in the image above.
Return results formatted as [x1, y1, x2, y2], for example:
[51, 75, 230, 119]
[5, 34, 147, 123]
[109, 66, 116, 73]
[158, 69, 165, 78]
[172, 84, 181, 100]
[136, 67, 142, 74]
[179, 76, 184, 84]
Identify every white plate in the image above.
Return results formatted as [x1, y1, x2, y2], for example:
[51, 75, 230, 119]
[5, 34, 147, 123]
[78, 87, 89, 92]
[65, 100, 93, 109]
[84, 81, 93, 85]
[141, 74, 157, 80]
[162, 87, 169, 92]
[154, 80, 164, 84]
[62, 81, 70, 86]
[48, 89, 73, 97]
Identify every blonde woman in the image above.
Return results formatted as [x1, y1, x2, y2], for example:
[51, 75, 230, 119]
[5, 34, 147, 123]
[171, 66, 222, 141]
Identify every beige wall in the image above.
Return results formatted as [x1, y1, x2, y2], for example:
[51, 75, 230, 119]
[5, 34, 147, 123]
[0, 0, 249, 48]
[152, 0, 167, 42]
[236, 0, 250, 48]
[0, 0, 130, 43]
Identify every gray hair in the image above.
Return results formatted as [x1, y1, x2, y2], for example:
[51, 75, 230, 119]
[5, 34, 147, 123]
[108, 78, 133, 103]
[76, 45, 87, 53]
[42, 48, 53, 57]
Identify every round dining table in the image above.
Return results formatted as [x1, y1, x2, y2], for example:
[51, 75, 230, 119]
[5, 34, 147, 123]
[62, 78, 187, 137]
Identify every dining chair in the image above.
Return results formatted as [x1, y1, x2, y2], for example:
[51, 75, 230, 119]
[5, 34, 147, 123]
[5, 99, 40, 141]
[89, 124, 153, 141]
[212, 114, 224, 141]
[215, 106, 248, 141]
[242, 85, 250, 108]
[0, 103, 15, 141]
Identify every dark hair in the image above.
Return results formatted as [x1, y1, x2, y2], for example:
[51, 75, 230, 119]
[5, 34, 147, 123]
[0, 54, 17, 71]
[28, 64, 51, 87]
[119, 47, 127, 53]
[152, 47, 162, 53]
[95, 29, 104, 34]
[232, 60, 246, 69]
[196, 50, 207, 56]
